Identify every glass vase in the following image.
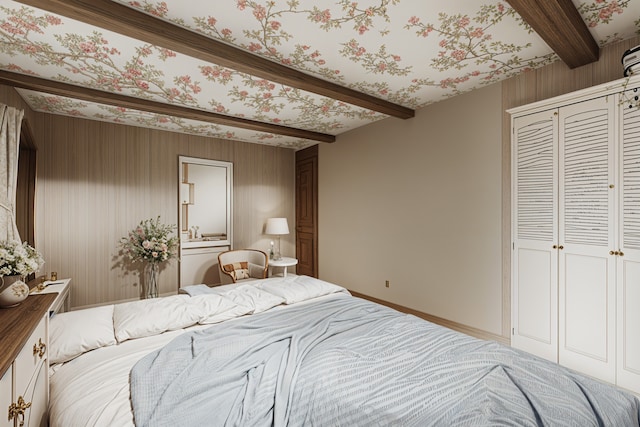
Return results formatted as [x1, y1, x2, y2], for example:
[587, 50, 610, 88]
[145, 263, 159, 299]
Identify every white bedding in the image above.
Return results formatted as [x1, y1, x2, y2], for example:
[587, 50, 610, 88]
[48, 276, 348, 427]
[50, 326, 194, 427]
[49, 275, 640, 427]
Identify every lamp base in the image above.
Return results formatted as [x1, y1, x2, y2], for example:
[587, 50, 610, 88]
[274, 236, 283, 260]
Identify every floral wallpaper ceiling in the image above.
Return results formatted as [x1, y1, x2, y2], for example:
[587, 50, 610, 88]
[1, 0, 639, 149]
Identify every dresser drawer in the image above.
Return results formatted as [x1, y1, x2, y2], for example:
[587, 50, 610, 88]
[21, 361, 48, 427]
[0, 366, 12, 427]
[14, 317, 47, 396]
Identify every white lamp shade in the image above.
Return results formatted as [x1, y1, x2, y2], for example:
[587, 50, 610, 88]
[265, 218, 289, 235]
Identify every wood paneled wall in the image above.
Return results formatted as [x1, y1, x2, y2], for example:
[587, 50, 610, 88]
[500, 35, 640, 337]
[0, 85, 41, 126]
[0, 87, 295, 308]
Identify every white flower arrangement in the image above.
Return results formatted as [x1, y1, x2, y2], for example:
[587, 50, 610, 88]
[0, 240, 44, 277]
[119, 216, 178, 264]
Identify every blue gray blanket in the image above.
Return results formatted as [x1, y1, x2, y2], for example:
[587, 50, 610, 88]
[130, 295, 640, 426]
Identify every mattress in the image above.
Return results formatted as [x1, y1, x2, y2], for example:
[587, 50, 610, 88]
[48, 276, 346, 426]
[47, 276, 640, 427]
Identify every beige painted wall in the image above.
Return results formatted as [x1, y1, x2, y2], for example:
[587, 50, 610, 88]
[0, 85, 295, 308]
[319, 83, 503, 336]
[320, 35, 640, 339]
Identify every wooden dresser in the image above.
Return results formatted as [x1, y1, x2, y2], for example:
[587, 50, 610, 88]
[0, 294, 56, 427]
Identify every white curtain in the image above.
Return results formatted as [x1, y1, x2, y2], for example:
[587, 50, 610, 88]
[0, 103, 24, 242]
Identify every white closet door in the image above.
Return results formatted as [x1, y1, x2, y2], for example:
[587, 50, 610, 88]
[512, 110, 559, 362]
[617, 94, 640, 394]
[558, 96, 616, 383]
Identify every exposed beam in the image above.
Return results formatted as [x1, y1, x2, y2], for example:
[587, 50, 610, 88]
[506, 0, 599, 69]
[0, 70, 336, 142]
[16, 0, 415, 120]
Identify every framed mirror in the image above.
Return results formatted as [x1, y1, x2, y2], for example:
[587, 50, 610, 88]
[178, 156, 233, 248]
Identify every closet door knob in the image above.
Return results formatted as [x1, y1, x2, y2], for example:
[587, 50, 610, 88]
[610, 250, 616, 255]
[619, 250, 624, 257]
[558, 245, 564, 250]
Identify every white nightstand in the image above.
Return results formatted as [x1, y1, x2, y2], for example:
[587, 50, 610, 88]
[30, 278, 71, 316]
[268, 257, 298, 278]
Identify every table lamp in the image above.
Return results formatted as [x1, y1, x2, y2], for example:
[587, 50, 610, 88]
[265, 218, 289, 260]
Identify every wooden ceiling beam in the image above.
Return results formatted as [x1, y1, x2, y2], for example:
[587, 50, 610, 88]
[506, 0, 599, 69]
[16, 0, 414, 119]
[0, 70, 335, 142]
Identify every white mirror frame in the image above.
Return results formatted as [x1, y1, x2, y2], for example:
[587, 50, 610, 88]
[178, 156, 233, 249]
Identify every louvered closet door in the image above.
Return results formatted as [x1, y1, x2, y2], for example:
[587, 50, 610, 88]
[558, 96, 616, 384]
[617, 94, 640, 395]
[511, 110, 559, 362]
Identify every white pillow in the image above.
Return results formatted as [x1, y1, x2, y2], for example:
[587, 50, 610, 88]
[190, 293, 253, 324]
[49, 305, 116, 364]
[257, 275, 347, 304]
[217, 284, 285, 314]
[113, 295, 202, 342]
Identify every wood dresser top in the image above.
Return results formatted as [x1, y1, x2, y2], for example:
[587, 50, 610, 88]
[0, 294, 56, 378]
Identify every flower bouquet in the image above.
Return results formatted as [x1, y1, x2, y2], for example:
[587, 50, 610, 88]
[0, 240, 44, 277]
[0, 240, 44, 307]
[119, 217, 178, 298]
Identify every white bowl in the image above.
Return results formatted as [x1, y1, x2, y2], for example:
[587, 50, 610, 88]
[0, 276, 30, 308]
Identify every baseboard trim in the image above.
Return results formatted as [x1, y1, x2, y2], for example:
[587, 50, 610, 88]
[349, 290, 510, 346]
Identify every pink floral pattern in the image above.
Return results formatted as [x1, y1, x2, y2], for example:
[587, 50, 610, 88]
[17, 88, 308, 148]
[0, 0, 639, 148]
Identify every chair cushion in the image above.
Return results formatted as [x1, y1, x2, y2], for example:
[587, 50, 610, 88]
[248, 263, 266, 279]
[222, 262, 250, 281]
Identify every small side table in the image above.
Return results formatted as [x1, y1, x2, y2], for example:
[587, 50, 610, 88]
[268, 257, 298, 278]
[30, 278, 71, 316]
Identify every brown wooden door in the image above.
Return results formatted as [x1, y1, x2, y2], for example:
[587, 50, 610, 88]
[295, 145, 318, 277]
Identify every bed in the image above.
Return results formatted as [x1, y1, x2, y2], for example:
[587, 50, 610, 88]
[47, 275, 640, 426]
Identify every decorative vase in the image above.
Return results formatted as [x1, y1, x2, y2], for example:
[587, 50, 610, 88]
[0, 275, 30, 308]
[145, 263, 159, 299]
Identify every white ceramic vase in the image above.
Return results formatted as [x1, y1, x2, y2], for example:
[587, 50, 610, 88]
[0, 275, 30, 308]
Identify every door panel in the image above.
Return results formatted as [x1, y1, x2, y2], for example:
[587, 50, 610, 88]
[559, 250, 615, 383]
[295, 146, 318, 277]
[561, 253, 611, 359]
[617, 95, 640, 394]
[560, 103, 612, 247]
[511, 110, 558, 361]
[558, 96, 616, 383]
[513, 245, 557, 361]
[296, 231, 315, 277]
[617, 257, 640, 393]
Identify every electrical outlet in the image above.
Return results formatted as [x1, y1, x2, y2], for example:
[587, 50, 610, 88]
[385, 280, 390, 288]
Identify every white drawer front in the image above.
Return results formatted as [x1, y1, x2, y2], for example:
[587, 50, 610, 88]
[14, 317, 47, 396]
[0, 366, 12, 427]
[21, 361, 48, 427]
